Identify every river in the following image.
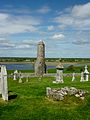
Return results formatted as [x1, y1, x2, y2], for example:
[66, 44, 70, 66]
[0, 63, 90, 70]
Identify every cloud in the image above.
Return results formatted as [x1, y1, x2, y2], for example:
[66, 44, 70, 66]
[72, 40, 90, 45]
[22, 40, 38, 46]
[72, 2, 90, 18]
[0, 5, 51, 14]
[0, 7, 31, 15]
[47, 25, 54, 31]
[0, 13, 41, 35]
[0, 13, 8, 20]
[54, 2, 90, 30]
[37, 6, 51, 14]
[51, 33, 65, 40]
[0, 38, 39, 50]
[15, 44, 31, 49]
[0, 6, 51, 36]
[0, 39, 15, 49]
[72, 31, 90, 45]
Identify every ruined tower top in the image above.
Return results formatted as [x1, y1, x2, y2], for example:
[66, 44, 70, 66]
[38, 40, 44, 45]
[37, 40, 45, 59]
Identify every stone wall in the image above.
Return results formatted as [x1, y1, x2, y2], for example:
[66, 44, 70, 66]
[8, 73, 81, 78]
[46, 87, 89, 101]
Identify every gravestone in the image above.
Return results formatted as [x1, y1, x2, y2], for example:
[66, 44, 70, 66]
[0, 65, 8, 101]
[84, 65, 89, 81]
[18, 71, 22, 83]
[80, 71, 84, 82]
[19, 77, 22, 83]
[0, 69, 1, 94]
[53, 62, 64, 83]
[13, 70, 18, 80]
[46, 87, 51, 96]
[72, 73, 75, 81]
[26, 76, 29, 82]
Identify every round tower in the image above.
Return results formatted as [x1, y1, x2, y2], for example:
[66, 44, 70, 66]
[35, 41, 45, 76]
[37, 41, 45, 59]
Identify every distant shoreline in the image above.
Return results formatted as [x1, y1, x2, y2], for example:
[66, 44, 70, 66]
[0, 62, 35, 64]
[0, 61, 85, 65]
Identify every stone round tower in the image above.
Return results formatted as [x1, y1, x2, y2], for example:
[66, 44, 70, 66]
[35, 41, 45, 76]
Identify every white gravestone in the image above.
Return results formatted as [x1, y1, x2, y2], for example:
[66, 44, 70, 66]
[19, 77, 22, 83]
[26, 76, 29, 82]
[1, 65, 8, 101]
[0, 72, 1, 94]
[84, 65, 89, 81]
[13, 70, 18, 80]
[80, 72, 84, 82]
[56, 63, 64, 83]
[46, 87, 51, 96]
[72, 73, 75, 81]
[18, 72, 22, 83]
[53, 63, 64, 83]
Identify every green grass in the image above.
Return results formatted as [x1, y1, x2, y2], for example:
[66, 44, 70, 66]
[0, 76, 90, 120]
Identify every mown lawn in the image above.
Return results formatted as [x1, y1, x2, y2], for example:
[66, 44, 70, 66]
[0, 76, 90, 120]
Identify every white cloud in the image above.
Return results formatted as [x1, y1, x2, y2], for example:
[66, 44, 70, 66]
[72, 31, 90, 45]
[0, 7, 31, 14]
[47, 25, 54, 31]
[0, 13, 8, 20]
[16, 44, 30, 49]
[51, 33, 65, 40]
[54, 2, 90, 30]
[0, 5, 50, 15]
[0, 13, 41, 35]
[72, 2, 90, 18]
[0, 38, 38, 50]
[55, 15, 74, 25]
[37, 6, 51, 14]
[58, 24, 66, 29]
[0, 39, 15, 49]
[22, 40, 37, 46]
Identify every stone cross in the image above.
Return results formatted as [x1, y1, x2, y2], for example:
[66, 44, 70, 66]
[0, 65, 8, 101]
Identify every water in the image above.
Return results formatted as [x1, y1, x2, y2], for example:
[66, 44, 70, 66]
[0, 63, 90, 70]
[0, 63, 56, 70]
[1, 64, 34, 70]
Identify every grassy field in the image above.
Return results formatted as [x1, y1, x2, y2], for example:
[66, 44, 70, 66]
[0, 76, 90, 120]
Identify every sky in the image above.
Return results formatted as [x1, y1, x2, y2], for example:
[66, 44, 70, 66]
[0, 0, 90, 58]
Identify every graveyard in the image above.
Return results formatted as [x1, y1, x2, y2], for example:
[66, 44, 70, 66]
[0, 65, 90, 120]
[0, 41, 90, 120]
[0, 0, 90, 119]
[0, 73, 90, 120]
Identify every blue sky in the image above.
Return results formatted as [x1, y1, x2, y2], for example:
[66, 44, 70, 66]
[0, 0, 90, 58]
